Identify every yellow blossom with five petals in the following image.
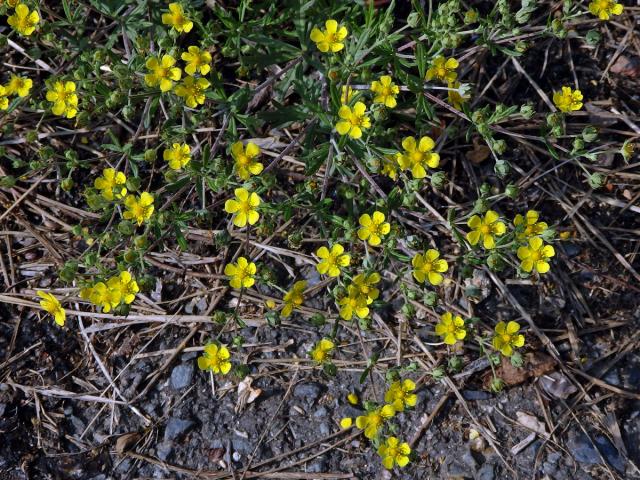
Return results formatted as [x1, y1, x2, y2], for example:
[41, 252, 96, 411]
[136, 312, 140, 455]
[517, 237, 555, 274]
[231, 141, 263, 180]
[466, 210, 506, 249]
[144, 55, 182, 92]
[175, 76, 210, 108]
[224, 187, 261, 227]
[384, 379, 417, 412]
[45, 81, 78, 119]
[378, 436, 411, 469]
[411, 249, 448, 285]
[426, 56, 458, 83]
[358, 211, 391, 246]
[162, 2, 193, 33]
[396, 136, 440, 179]
[370, 75, 400, 108]
[355, 405, 395, 439]
[315, 244, 350, 277]
[492, 321, 525, 357]
[123, 192, 154, 226]
[335, 101, 371, 139]
[435, 312, 467, 345]
[553, 86, 583, 113]
[8, 3, 39, 36]
[37, 291, 65, 326]
[588, 0, 623, 20]
[6, 74, 32, 97]
[94, 168, 127, 201]
[282, 280, 307, 317]
[163, 143, 191, 170]
[310, 19, 348, 53]
[310, 338, 335, 363]
[181, 46, 212, 75]
[513, 210, 548, 241]
[224, 257, 257, 289]
[198, 343, 232, 374]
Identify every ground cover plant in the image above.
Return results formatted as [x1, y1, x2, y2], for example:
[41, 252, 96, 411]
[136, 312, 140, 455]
[0, 0, 639, 478]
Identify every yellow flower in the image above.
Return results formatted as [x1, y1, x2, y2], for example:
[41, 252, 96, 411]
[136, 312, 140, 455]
[338, 285, 370, 320]
[144, 55, 182, 93]
[0, 86, 9, 111]
[340, 417, 353, 429]
[621, 140, 634, 161]
[426, 56, 458, 83]
[123, 192, 154, 226]
[37, 291, 65, 326]
[517, 237, 555, 274]
[181, 46, 212, 75]
[163, 143, 191, 170]
[355, 405, 395, 439]
[8, 3, 39, 36]
[448, 80, 469, 110]
[45, 81, 78, 119]
[370, 75, 400, 108]
[492, 321, 525, 357]
[109, 271, 139, 304]
[310, 19, 348, 53]
[384, 379, 417, 412]
[378, 436, 411, 469]
[315, 243, 350, 277]
[553, 86, 583, 113]
[310, 338, 335, 363]
[162, 2, 193, 33]
[379, 154, 398, 180]
[175, 76, 210, 108]
[94, 168, 127, 201]
[357, 211, 390, 246]
[335, 101, 371, 139]
[352, 272, 380, 304]
[89, 281, 122, 313]
[513, 210, 547, 241]
[435, 312, 467, 345]
[411, 249, 448, 286]
[588, 0, 623, 20]
[282, 280, 307, 317]
[466, 210, 506, 249]
[224, 187, 261, 228]
[396, 136, 440, 179]
[341, 85, 356, 104]
[6, 74, 32, 97]
[198, 343, 232, 374]
[347, 392, 359, 405]
[224, 257, 257, 290]
[231, 141, 263, 180]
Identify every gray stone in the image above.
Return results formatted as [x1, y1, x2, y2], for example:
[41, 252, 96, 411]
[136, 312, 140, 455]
[164, 417, 195, 441]
[156, 440, 173, 461]
[170, 363, 194, 390]
[475, 463, 494, 480]
[232, 433, 253, 454]
[567, 431, 625, 472]
[313, 406, 328, 417]
[462, 390, 492, 401]
[293, 382, 322, 402]
[447, 445, 477, 477]
[306, 457, 327, 472]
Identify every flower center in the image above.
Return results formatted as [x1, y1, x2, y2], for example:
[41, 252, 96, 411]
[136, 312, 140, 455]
[238, 199, 252, 214]
[379, 86, 393, 97]
[480, 224, 491, 235]
[410, 151, 424, 163]
[349, 115, 363, 127]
